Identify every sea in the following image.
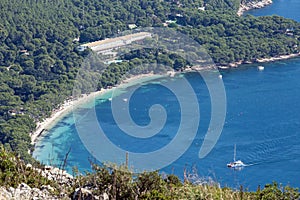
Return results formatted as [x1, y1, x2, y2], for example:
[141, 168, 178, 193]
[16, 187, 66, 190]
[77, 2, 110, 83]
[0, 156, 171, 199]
[33, 0, 300, 190]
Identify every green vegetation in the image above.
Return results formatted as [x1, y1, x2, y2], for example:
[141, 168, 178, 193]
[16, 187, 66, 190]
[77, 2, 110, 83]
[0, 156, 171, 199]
[178, 13, 300, 65]
[0, 1, 300, 194]
[0, 147, 299, 199]
[0, 146, 56, 189]
[0, 0, 299, 197]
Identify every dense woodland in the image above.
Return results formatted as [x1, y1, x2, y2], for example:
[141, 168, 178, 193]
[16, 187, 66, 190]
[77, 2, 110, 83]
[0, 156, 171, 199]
[0, 0, 300, 165]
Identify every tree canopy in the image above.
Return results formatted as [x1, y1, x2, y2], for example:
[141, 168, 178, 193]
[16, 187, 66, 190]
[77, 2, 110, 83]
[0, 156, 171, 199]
[0, 0, 300, 163]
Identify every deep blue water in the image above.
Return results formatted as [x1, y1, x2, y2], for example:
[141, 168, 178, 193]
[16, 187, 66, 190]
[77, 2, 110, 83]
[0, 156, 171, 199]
[246, 0, 300, 21]
[33, 1, 300, 190]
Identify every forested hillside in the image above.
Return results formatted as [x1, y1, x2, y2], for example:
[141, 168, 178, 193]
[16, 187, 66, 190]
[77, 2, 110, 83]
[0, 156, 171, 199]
[0, 0, 300, 163]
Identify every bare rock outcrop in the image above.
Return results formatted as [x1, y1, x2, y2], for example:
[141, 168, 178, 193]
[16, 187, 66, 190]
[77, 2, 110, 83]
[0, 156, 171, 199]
[238, 0, 273, 16]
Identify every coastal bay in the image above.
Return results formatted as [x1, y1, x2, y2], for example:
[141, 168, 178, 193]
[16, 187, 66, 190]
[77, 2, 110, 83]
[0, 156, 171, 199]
[32, 0, 300, 191]
[30, 73, 166, 146]
[2, 0, 300, 198]
[33, 59, 300, 190]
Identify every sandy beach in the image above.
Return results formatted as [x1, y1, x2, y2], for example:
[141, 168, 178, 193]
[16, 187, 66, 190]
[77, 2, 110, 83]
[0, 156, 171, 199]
[30, 89, 109, 145]
[30, 72, 167, 145]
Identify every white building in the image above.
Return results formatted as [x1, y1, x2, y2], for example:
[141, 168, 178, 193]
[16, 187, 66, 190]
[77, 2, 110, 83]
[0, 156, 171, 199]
[80, 32, 152, 54]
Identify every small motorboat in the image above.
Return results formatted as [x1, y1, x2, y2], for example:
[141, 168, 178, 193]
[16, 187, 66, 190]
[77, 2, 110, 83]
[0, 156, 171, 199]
[258, 66, 264, 71]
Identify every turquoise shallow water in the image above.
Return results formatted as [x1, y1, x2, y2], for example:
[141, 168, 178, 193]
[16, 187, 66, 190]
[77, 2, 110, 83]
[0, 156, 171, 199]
[33, 1, 300, 190]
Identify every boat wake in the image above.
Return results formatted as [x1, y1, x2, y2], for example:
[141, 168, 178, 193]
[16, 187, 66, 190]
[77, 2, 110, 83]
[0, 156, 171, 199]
[240, 133, 299, 168]
[243, 162, 262, 167]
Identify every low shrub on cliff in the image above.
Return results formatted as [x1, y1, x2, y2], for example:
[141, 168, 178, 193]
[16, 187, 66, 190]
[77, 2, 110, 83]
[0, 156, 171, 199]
[71, 163, 300, 200]
[0, 146, 56, 189]
[1, 148, 299, 199]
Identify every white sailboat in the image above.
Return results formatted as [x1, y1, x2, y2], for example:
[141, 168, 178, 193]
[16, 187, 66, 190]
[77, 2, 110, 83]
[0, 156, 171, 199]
[227, 144, 245, 168]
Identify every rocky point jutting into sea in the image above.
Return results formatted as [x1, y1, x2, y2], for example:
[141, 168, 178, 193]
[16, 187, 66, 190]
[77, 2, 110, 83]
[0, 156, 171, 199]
[238, 0, 273, 16]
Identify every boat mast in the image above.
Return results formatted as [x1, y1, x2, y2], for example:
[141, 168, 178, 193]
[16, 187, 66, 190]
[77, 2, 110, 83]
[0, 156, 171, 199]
[233, 144, 236, 162]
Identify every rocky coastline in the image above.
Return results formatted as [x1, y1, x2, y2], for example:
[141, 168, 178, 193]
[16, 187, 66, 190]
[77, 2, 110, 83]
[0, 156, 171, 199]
[237, 0, 273, 16]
